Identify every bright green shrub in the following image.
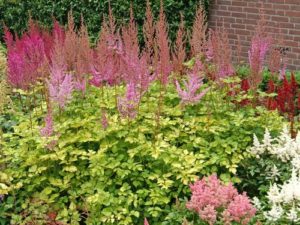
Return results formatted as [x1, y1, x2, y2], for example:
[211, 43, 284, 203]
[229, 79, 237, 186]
[0, 0, 210, 43]
[0, 45, 8, 114]
[0, 83, 283, 224]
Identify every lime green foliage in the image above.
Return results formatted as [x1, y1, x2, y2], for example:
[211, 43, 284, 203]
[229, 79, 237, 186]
[0, 82, 283, 224]
[0, 45, 8, 113]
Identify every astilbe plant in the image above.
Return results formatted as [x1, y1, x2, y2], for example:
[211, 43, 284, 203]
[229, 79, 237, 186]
[190, 5, 207, 57]
[117, 81, 140, 119]
[172, 15, 186, 76]
[240, 79, 251, 106]
[175, 59, 209, 105]
[74, 17, 92, 93]
[248, 14, 271, 89]
[47, 38, 73, 109]
[91, 6, 124, 87]
[266, 74, 298, 136]
[143, 0, 155, 66]
[121, 6, 153, 92]
[268, 47, 282, 76]
[206, 28, 235, 81]
[5, 21, 51, 90]
[186, 175, 256, 225]
[265, 79, 277, 110]
[154, 0, 172, 85]
[40, 111, 54, 137]
[63, 12, 78, 72]
[249, 127, 300, 223]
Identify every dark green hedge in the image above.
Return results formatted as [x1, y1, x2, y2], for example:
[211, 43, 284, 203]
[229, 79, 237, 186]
[0, 0, 210, 43]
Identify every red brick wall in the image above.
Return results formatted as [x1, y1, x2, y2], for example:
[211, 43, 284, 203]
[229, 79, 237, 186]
[209, 0, 300, 70]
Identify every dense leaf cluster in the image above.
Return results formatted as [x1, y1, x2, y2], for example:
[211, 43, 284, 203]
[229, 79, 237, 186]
[0, 0, 210, 43]
[0, 83, 283, 224]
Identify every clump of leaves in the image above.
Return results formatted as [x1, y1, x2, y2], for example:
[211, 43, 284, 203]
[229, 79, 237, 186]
[0, 82, 283, 225]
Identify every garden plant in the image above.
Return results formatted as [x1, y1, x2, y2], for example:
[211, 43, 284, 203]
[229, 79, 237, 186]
[0, 0, 300, 224]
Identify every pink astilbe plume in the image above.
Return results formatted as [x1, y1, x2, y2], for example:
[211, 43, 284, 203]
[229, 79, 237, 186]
[154, 0, 172, 85]
[47, 40, 73, 108]
[248, 13, 271, 88]
[74, 17, 92, 93]
[248, 35, 270, 88]
[223, 193, 256, 225]
[52, 20, 65, 46]
[64, 12, 78, 72]
[48, 64, 73, 108]
[5, 20, 50, 89]
[143, 0, 155, 65]
[199, 205, 217, 225]
[186, 175, 256, 225]
[190, 5, 207, 57]
[176, 60, 209, 105]
[268, 47, 281, 74]
[40, 112, 54, 137]
[122, 6, 153, 91]
[91, 5, 125, 87]
[122, 5, 140, 82]
[206, 28, 234, 80]
[117, 81, 140, 119]
[172, 15, 186, 76]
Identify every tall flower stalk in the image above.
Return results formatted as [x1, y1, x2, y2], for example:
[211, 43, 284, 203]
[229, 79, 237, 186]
[175, 60, 209, 105]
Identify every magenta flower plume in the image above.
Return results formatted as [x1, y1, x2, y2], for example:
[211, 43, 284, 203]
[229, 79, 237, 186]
[5, 21, 51, 90]
[117, 82, 140, 119]
[40, 112, 54, 137]
[47, 63, 73, 108]
[176, 60, 209, 105]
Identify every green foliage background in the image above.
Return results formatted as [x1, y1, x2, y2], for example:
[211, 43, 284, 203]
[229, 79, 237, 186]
[0, 0, 210, 43]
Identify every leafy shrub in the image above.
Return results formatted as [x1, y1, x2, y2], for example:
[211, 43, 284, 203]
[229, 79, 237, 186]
[0, 82, 283, 224]
[0, 0, 210, 43]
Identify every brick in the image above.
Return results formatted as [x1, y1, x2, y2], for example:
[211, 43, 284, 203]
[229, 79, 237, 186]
[247, 13, 260, 20]
[285, 0, 299, 4]
[275, 10, 285, 16]
[208, 0, 300, 70]
[279, 22, 295, 29]
[232, 1, 245, 7]
[289, 30, 300, 35]
[217, 10, 232, 16]
[218, 0, 232, 5]
[236, 29, 251, 35]
[289, 17, 300, 23]
[231, 23, 246, 29]
[271, 16, 289, 22]
[232, 12, 246, 18]
[288, 11, 300, 17]
[293, 36, 300, 42]
[271, 0, 285, 3]
[284, 40, 299, 47]
[243, 7, 259, 13]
